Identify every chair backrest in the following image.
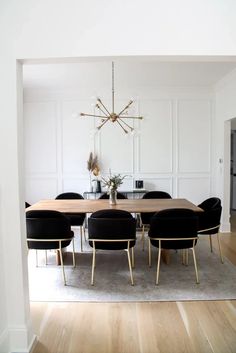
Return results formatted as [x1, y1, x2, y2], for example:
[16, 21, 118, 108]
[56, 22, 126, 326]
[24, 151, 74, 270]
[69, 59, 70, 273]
[55, 192, 84, 200]
[141, 191, 172, 225]
[88, 209, 136, 250]
[142, 191, 172, 199]
[197, 197, 222, 233]
[98, 192, 127, 199]
[198, 197, 221, 211]
[148, 208, 198, 249]
[26, 210, 73, 250]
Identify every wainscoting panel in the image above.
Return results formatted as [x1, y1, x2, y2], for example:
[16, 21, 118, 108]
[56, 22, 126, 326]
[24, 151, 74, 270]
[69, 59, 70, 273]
[98, 100, 134, 174]
[24, 102, 57, 174]
[177, 100, 211, 173]
[25, 178, 58, 204]
[138, 100, 173, 173]
[24, 88, 213, 204]
[142, 178, 173, 196]
[62, 178, 90, 196]
[177, 177, 211, 205]
[62, 100, 94, 175]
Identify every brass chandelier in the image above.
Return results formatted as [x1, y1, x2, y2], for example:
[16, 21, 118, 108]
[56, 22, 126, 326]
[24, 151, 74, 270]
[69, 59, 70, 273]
[80, 62, 143, 134]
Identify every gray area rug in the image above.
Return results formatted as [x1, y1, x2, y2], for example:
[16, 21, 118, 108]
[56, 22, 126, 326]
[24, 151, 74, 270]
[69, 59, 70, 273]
[28, 231, 236, 302]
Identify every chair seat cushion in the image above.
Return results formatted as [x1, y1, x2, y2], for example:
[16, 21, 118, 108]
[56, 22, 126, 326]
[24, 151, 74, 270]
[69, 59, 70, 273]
[65, 213, 85, 226]
[197, 208, 221, 234]
[140, 212, 155, 226]
[89, 240, 136, 250]
[150, 238, 196, 249]
[27, 238, 72, 250]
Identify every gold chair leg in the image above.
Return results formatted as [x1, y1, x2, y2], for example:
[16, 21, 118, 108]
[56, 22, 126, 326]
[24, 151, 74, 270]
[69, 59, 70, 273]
[131, 247, 135, 268]
[217, 233, 224, 263]
[209, 234, 213, 252]
[185, 249, 189, 266]
[80, 226, 83, 252]
[127, 245, 134, 286]
[83, 225, 86, 241]
[45, 250, 48, 265]
[156, 241, 161, 285]
[148, 238, 152, 267]
[72, 238, 76, 267]
[59, 242, 66, 286]
[142, 225, 145, 251]
[192, 246, 199, 284]
[91, 242, 96, 285]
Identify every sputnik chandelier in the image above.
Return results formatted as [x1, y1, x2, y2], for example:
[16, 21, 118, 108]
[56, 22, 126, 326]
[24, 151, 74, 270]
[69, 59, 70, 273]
[80, 62, 143, 134]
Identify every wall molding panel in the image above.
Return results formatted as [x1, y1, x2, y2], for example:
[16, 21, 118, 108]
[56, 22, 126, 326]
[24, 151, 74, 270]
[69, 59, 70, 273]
[138, 99, 173, 174]
[24, 88, 214, 204]
[177, 176, 211, 205]
[177, 99, 212, 174]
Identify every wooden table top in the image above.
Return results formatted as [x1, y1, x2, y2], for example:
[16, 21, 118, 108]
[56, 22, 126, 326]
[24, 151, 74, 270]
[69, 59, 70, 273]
[26, 198, 203, 214]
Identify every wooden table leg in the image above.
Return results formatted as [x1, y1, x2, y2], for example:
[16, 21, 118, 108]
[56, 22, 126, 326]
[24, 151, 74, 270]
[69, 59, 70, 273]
[161, 249, 170, 264]
[56, 250, 61, 265]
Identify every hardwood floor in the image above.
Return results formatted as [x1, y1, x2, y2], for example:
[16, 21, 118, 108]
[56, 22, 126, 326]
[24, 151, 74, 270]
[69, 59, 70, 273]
[31, 227, 236, 353]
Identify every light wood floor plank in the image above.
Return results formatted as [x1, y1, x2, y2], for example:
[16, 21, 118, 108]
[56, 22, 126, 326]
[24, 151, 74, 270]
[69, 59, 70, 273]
[177, 302, 214, 353]
[31, 300, 236, 353]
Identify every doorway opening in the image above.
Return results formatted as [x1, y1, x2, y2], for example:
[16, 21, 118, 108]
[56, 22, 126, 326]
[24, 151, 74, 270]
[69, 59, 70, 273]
[230, 118, 236, 232]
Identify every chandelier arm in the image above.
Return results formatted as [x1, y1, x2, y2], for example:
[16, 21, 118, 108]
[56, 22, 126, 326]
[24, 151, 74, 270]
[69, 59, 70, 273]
[118, 117, 134, 131]
[96, 104, 109, 117]
[80, 113, 108, 119]
[117, 101, 134, 116]
[119, 116, 143, 120]
[112, 61, 114, 113]
[116, 119, 128, 134]
[97, 99, 111, 115]
[97, 117, 110, 130]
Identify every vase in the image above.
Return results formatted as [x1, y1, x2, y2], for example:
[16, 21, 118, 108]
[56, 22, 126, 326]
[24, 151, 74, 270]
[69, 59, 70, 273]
[109, 189, 117, 205]
[96, 180, 102, 193]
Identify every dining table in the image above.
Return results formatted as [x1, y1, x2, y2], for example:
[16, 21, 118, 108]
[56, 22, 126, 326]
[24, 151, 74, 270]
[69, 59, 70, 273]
[26, 198, 203, 214]
[26, 198, 203, 265]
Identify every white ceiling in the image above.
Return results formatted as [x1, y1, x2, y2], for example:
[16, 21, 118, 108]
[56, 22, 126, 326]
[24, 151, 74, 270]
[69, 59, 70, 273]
[23, 60, 236, 90]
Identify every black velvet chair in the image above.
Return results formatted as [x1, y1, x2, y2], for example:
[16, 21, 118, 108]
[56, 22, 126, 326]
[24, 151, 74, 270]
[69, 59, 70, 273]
[98, 192, 127, 199]
[88, 209, 136, 285]
[197, 197, 223, 263]
[55, 192, 86, 252]
[140, 191, 172, 250]
[148, 208, 199, 284]
[26, 210, 75, 285]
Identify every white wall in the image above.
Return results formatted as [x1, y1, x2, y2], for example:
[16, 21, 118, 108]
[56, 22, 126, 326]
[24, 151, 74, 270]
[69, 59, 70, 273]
[23, 67, 214, 205]
[0, 192, 8, 353]
[214, 69, 236, 231]
[1, 0, 236, 352]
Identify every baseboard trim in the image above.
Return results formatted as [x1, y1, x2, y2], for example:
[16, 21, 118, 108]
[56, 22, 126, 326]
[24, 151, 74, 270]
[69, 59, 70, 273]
[8, 327, 37, 353]
[221, 222, 231, 233]
[28, 335, 37, 353]
[0, 328, 9, 353]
